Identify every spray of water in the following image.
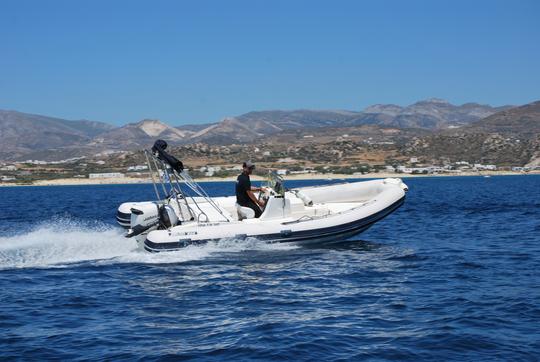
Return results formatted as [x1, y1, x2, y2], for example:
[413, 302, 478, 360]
[0, 218, 297, 270]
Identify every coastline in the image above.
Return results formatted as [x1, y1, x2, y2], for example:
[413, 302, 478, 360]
[1, 170, 539, 187]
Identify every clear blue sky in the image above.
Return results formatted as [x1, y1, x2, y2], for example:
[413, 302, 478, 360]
[1, 0, 539, 126]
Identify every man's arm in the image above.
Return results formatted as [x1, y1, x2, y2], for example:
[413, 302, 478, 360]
[250, 185, 268, 207]
[247, 190, 264, 208]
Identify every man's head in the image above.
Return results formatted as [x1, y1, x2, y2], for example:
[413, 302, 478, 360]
[242, 161, 255, 175]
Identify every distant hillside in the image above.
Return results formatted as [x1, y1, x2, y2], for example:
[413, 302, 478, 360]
[463, 100, 540, 135]
[185, 99, 510, 144]
[176, 123, 215, 132]
[236, 109, 360, 130]
[358, 98, 511, 129]
[402, 133, 535, 166]
[0, 110, 113, 160]
[89, 119, 193, 150]
[0, 99, 523, 161]
[401, 100, 540, 166]
[187, 110, 360, 144]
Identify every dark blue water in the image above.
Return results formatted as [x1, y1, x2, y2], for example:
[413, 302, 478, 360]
[1, 176, 540, 361]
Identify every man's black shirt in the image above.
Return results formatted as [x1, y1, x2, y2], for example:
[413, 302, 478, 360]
[236, 173, 252, 205]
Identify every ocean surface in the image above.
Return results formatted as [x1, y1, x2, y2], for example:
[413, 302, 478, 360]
[1, 175, 539, 361]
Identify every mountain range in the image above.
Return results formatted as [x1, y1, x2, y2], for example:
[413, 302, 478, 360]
[179, 99, 511, 144]
[1, 98, 537, 163]
[462, 100, 540, 135]
[401, 101, 540, 166]
[0, 110, 113, 160]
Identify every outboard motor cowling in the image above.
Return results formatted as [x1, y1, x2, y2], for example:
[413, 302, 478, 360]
[159, 204, 179, 228]
[117, 201, 156, 229]
[127, 203, 160, 237]
[125, 201, 181, 238]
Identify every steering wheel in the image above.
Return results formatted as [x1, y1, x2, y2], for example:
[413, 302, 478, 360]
[257, 187, 271, 211]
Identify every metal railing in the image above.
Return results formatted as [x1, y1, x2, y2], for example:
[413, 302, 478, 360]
[143, 149, 231, 223]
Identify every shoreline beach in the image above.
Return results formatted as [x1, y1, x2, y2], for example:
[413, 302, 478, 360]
[1, 170, 539, 187]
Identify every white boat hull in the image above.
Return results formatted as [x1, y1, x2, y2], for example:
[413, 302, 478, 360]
[143, 195, 405, 252]
[117, 178, 408, 253]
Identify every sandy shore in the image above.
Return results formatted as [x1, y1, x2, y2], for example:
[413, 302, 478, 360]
[1, 170, 538, 187]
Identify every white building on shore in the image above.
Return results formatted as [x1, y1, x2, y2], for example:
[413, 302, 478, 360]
[127, 165, 148, 171]
[473, 164, 497, 171]
[89, 172, 125, 179]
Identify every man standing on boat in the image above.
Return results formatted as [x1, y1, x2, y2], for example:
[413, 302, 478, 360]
[236, 161, 265, 218]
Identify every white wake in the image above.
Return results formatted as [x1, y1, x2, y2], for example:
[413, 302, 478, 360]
[0, 219, 297, 270]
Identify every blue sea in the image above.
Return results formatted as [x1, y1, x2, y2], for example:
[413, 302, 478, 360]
[1, 175, 540, 361]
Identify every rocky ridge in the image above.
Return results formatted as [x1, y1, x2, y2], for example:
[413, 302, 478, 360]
[1, 99, 537, 166]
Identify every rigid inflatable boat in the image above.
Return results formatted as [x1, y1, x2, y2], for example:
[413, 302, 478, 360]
[117, 141, 408, 252]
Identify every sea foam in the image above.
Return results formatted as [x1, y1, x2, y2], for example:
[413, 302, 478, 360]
[0, 218, 297, 270]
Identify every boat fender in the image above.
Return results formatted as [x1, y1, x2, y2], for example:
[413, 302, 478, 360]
[295, 190, 313, 206]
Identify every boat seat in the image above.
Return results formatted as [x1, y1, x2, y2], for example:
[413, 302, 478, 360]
[236, 203, 255, 220]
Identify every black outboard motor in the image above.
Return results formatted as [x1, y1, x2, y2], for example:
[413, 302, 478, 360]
[158, 204, 179, 228]
[152, 139, 184, 173]
[125, 203, 180, 238]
